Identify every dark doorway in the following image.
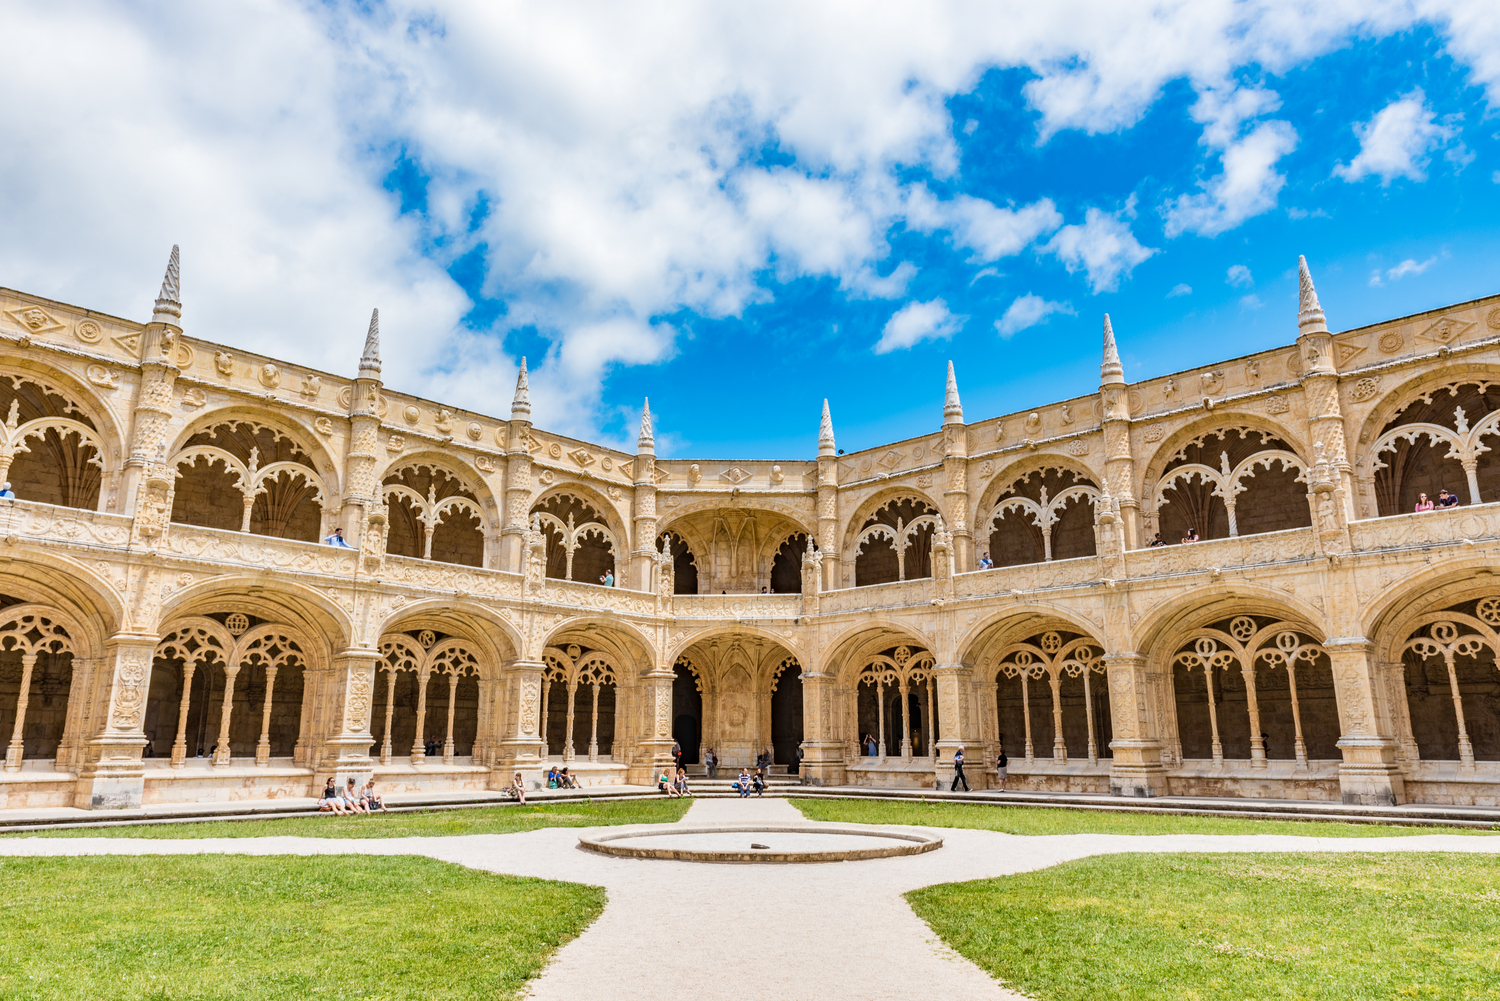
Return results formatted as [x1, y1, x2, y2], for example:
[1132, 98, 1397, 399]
[671, 660, 702, 763]
[771, 664, 803, 767]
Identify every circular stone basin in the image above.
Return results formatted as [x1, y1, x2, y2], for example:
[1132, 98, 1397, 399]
[578, 823, 942, 863]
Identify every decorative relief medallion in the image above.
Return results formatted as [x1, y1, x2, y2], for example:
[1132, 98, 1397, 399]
[225, 612, 250, 636]
[1487, 306, 1500, 330]
[916, 472, 933, 489]
[607, 485, 622, 501]
[5, 306, 64, 334]
[1024, 412, 1041, 433]
[300, 374, 321, 398]
[386, 434, 405, 452]
[110, 656, 149, 730]
[1162, 378, 1178, 401]
[181, 387, 206, 409]
[475, 455, 496, 473]
[403, 405, 421, 424]
[1349, 376, 1381, 403]
[1244, 360, 1260, 385]
[85, 364, 120, 389]
[74, 319, 103, 344]
[435, 410, 455, 434]
[1143, 423, 1165, 443]
[314, 416, 334, 436]
[1199, 370, 1224, 395]
[520, 678, 540, 734]
[467, 422, 482, 441]
[259, 363, 281, 388]
[1378, 330, 1404, 354]
[548, 443, 562, 459]
[569, 447, 595, 467]
[1265, 395, 1290, 415]
[1066, 439, 1089, 456]
[721, 465, 751, 484]
[215, 351, 234, 376]
[539, 469, 554, 485]
[1286, 352, 1303, 377]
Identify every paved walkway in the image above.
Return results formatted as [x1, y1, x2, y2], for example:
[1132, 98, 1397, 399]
[4, 797, 1499, 999]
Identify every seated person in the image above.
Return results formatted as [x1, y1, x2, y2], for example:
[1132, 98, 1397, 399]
[343, 778, 369, 815]
[735, 767, 753, 797]
[546, 765, 560, 788]
[752, 769, 766, 797]
[318, 776, 345, 814]
[675, 767, 693, 797]
[559, 767, 578, 789]
[658, 769, 680, 797]
[1148, 532, 1167, 547]
[361, 778, 386, 812]
[507, 772, 526, 804]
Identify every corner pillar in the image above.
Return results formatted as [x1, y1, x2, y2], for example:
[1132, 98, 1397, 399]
[628, 669, 675, 785]
[1103, 652, 1169, 797]
[73, 634, 155, 809]
[492, 659, 545, 788]
[314, 649, 379, 788]
[933, 662, 979, 790]
[798, 670, 846, 786]
[1324, 637, 1406, 805]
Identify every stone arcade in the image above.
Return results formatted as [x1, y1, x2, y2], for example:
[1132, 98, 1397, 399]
[3, 249, 1500, 812]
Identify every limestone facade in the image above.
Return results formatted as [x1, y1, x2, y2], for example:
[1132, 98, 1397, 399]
[3, 249, 1500, 810]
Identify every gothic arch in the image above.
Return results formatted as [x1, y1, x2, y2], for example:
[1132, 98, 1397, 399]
[156, 576, 348, 662]
[838, 486, 945, 558]
[0, 365, 120, 511]
[168, 406, 341, 497]
[539, 617, 656, 675]
[976, 460, 1101, 567]
[382, 455, 492, 567]
[824, 620, 938, 688]
[665, 623, 808, 671]
[374, 600, 521, 669]
[530, 485, 626, 584]
[956, 604, 1106, 670]
[1133, 585, 1328, 659]
[1351, 366, 1500, 515]
[1139, 412, 1308, 496]
[840, 488, 943, 587]
[531, 482, 630, 554]
[0, 554, 122, 648]
[972, 454, 1102, 528]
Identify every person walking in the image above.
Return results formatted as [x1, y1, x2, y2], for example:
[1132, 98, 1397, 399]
[671, 740, 682, 774]
[705, 746, 718, 779]
[995, 743, 1008, 791]
[950, 746, 970, 792]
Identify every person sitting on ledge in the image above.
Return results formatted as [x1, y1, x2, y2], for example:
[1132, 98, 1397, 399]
[319, 777, 347, 815]
[561, 767, 580, 789]
[323, 527, 352, 547]
[344, 777, 369, 815]
[675, 767, 693, 797]
[734, 768, 752, 797]
[752, 768, 766, 797]
[1182, 528, 1199, 544]
[507, 772, 526, 804]
[0, 482, 14, 499]
[658, 768, 680, 797]
[362, 778, 386, 812]
[546, 765, 560, 789]
[1148, 532, 1167, 547]
[1438, 488, 1461, 509]
[1415, 492, 1434, 512]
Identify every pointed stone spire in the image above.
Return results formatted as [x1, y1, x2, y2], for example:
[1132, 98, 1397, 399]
[943, 361, 964, 424]
[357, 308, 381, 380]
[151, 245, 181, 323]
[1100, 313, 1124, 385]
[818, 399, 836, 457]
[637, 398, 655, 452]
[1297, 255, 1327, 334]
[510, 357, 531, 420]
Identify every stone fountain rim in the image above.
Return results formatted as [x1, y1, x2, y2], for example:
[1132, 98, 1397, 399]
[577, 822, 944, 864]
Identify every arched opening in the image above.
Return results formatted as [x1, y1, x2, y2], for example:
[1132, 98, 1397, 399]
[985, 466, 1098, 567]
[1400, 598, 1500, 764]
[770, 657, 802, 769]
[383, 464, 485, 566]
[0, 601, 77, 766]
[534, 494, 616, 583]
[1153, 427, 1309, 544]
[769, 534, 808, 594]
[672, 657, 703, 765]
[145, 614, 308, 765]
[372, 631, 482, 764]
[540, 644, 618, 762]
[1169, 615, 1338, 765]
[1373, 382, 1500, 514]
[855, 646, 937, 759]
[854, 497, 938, 587]
[991, 630, 1108, 763]
[658, 532, 698, 595]
[0, 374, 102, 510]
[170, 421, 323, 541]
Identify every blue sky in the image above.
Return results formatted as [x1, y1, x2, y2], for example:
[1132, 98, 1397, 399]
[4, 4, 1500, 457]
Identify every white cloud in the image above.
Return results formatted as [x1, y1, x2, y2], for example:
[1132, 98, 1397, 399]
[3, 1, 1499, 439]
[1226, 264, 1254, 287]
[996, 294, 1073, 339]
[1370, 255, 1438, 286]
[1042, 206, 1157, 293]
[1493, 170, 1500, 184]
[1167, 283, 1193, 297]
[1164, 120, 1299, 237]
[875, 299, 965, 353]
[1239, 294, 1264, 310]
[1334, 90, 1458, 185]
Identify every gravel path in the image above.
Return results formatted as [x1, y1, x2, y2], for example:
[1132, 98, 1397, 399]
[4, 799, 1498, 1000]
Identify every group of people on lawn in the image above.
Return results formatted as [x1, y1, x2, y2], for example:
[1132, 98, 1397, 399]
[318, 776, 386, 815]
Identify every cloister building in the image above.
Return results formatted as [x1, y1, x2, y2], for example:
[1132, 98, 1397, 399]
[3, 248, 1500, 811]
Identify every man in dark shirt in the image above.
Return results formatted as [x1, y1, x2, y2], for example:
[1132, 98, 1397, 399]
[1438, 489, 1461, 508]
[950, 746, 970, 791]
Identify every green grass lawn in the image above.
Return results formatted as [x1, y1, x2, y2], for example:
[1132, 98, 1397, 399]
[908, 853, 1500, 1001]
[0, 855, 603, 1000]
[792, 797, 1496, 837]
[14, 798, 689, 839]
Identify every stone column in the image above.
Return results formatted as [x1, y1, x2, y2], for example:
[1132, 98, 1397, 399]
[120, 250, 183, 517]
[1295, 258, 1357, 524]
[1103, 652, 1169, 798]
[501, 361, 535, 575]
[817, 401, 840, 590]
[932, 662, 978, 789]
[73, 635, 156, 809]
[314, 649, 379, 788]
[1324, 637, 1406, 805]
[493, 659, 545, 788]
[798, 667, 845, 786]
[254, 665, 279, 766]
[628, 667, 676, 786]
[3, 653, 38, 770]
[631, 400, 658, 592]
[941, 363, 973, 569]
